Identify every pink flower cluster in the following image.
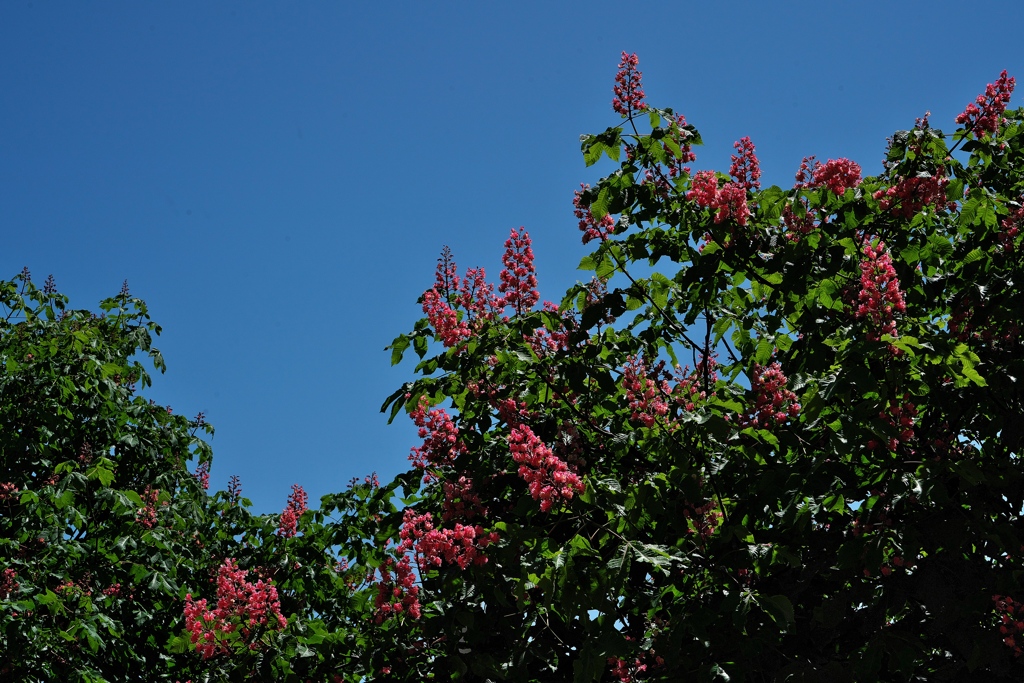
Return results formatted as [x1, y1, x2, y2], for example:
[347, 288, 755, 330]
[442, 475, 485, 522]
[507, 424, 584, 512]
[184, 558, 287, 660]
[612, 52, 646, 116]
[622, 355, 670, 427]
[853, 240, 906, 342]
[1, 568, 18, 599]
[227, 475, 242, 503]
[994, 594, 1024, 656]
[739, 362, 800, 430]
[422, 288, 471, 348]
[422, 246, 472, 348]
[374, 505, 499, 622]
[729, 136, 761, 192]
[608, 656, 646, 682]
[685, 499, 723, 541]
[672, 355, 718, 411]
[868, 396, 917, 453]
[956, 70, 1016, 138]
[0, 482, 18, 504]
[999, 203, 1023, 254]
[873, 174, 950, 219]
[498, 228, 540, 316]
[408, 396, 465, 475]
[423, 229, 541, 342]
[136, 486, 160, 529]
[687, 171, 750, 227]
[664, 114, 697, 178]
[193, 462, 210, 491]
[278, 484, 308, 538]
[782, 202, 818, 241]
[398, 509, 498, 572]
[811, 158, 862, 195]
[949, 297, 1020, 349]
[574, 183, 615, 244]
[526, 300, 573, 358]
[373, 555, 420, 622]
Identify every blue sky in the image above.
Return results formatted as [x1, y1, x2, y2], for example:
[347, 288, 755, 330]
[3, 2, 1022, 512]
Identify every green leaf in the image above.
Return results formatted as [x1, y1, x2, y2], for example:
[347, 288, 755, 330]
[86, 465, 115, 487]
[762, 594, 795, 626]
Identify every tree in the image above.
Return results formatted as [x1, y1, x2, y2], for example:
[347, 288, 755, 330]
[0, 274, 222, 680]
[0, 272, 406, 681]
[375, 57, 1024, 681]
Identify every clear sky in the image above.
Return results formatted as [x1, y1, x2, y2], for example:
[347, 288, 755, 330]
[3, 1, 1022, 513]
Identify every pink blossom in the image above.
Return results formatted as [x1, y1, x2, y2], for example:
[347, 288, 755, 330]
[956, 70, 1016, 138]
[498, 228, 540, 315]
[853, 240, 906, 342]
[739, 361, 800, 430]
[729, 136, 761, 191]
[183, 559, 287, 660]
[507, 424, 584, 512]
[612, 52, 647, 116]
[811, 158, 862, 195]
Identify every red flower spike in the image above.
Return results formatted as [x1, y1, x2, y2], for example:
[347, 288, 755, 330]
[852, 240, 906, 343]
[729, 136, 761, 192]
[739, 361, 800, 430]
[612, 52, 647, 117]
[507, 424, 584, 512]
[278, 484, 308, 538]
[956, 70, 1016, 138]
[497, 228, 540, 316]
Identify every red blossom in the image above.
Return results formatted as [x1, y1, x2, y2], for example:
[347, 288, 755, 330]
[852, 240, 906, 342]
[810, 157, 862, 195]
[956, 70, 1016, 138]
[497, 228, 540, 315]
[739, 361, 800, 430]
[422, 246, 472, 347]
[0, 569, 18, 599]
[729, 136, 761, 192]
[136, 486, 160, 529]
[687, 171, 749, 226]
[687, 171, 719, 208]
[716, 183, 750, 226]
[278, 484, 308, 538]
[868, 396, 917, 452]
[612, 52, 646, 116]
[184, 559, 287, 660]
[873, 173, 950, 219]
[994, 595, 1024, 657]
[441, 475, 486, 522]
[397, 509, 498, 572]
[373, 555, 421, 622]
[507, 424, 584, 512]
[672, 354, 718, 411]
[999, 203, 1023, 254]
[408, 396, 465, 476]
[622, 355, 671, 427]
[665, 114, 697, 178]
[193, 462, 210, 491]
[574, 184, 615, 244]
[0, 482, 19, 505]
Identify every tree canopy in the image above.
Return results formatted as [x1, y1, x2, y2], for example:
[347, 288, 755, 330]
[2, 55, 1023, 681]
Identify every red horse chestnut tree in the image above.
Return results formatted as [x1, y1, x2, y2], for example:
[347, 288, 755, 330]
[378, 56, 1024, 681]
